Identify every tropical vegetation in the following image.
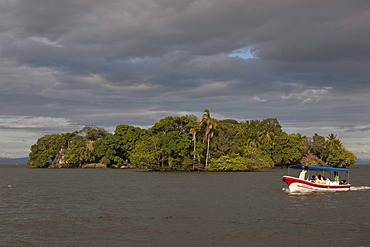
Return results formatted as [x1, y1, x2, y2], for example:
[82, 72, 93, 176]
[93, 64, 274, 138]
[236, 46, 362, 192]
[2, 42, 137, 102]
[27, 109, 357, 170]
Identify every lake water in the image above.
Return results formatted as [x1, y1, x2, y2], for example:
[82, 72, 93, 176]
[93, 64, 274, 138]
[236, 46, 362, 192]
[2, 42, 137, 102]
[1, 165, 369, 246]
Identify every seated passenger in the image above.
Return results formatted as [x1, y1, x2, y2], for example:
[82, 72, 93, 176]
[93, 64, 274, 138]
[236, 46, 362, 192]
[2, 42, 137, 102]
[325, 177, 331, 185]
[318, 175, 325, 184]
[315, 175, 320, 183]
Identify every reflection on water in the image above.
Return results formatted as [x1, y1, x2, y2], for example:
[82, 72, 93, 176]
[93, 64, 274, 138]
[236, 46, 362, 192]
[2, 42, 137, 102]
[0, 165, 369, 246]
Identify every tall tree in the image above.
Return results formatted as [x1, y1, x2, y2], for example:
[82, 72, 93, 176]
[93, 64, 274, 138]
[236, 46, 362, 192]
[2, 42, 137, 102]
[190, 122, 199, 169]
[199, 109, 217, 169]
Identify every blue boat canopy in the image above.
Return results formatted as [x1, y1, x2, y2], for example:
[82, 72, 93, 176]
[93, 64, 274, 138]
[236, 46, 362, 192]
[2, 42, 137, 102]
[288, 164, 349, 173]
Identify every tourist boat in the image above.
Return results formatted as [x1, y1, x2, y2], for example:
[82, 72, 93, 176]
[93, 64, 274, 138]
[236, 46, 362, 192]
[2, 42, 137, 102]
[283, 164, 351, 193]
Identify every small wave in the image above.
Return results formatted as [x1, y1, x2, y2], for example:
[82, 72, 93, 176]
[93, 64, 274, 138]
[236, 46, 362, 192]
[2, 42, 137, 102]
[350, 186, 370, 191]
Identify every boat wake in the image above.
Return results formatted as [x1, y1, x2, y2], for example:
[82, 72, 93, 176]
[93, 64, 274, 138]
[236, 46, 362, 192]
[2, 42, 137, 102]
[282, 188, 335, 196]
[282, 188, 290, 193]
[350, 186, 370, 191]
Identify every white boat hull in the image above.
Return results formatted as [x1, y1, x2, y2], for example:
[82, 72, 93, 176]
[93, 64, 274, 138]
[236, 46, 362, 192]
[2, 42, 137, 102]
[283, 176, 351, 193]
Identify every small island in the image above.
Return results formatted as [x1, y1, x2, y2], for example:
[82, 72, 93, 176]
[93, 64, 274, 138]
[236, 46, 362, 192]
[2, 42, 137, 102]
[27, 109, 357, 171]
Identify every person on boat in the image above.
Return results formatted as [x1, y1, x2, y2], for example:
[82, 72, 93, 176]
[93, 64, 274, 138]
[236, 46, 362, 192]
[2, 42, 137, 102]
[314, 175, 320, 183]
[299, 167, 307, 180]
[317, 175, 325, 184]
[325, 177, 331, 185]
[310, 175, 316, 182]
[333, 171, 340, 184]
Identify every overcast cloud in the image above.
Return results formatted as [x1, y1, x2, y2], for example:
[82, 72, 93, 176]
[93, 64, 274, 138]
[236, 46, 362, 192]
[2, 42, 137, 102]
[1, 0, 369, 160]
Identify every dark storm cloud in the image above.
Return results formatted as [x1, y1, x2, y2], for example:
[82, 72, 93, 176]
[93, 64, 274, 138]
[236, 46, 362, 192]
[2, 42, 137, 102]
[1, 0, 370, 158]
[4, 0, 370, 84]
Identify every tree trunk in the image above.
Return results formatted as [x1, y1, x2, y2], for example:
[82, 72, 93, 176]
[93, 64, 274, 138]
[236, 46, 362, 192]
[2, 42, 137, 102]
[193, 139, 196, 169]
[205, 135, 210, 169]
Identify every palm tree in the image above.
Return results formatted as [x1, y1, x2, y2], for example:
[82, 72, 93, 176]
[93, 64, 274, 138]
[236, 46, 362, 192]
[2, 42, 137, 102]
[199, 109, 217, 169]
[326, 133, 342, 152]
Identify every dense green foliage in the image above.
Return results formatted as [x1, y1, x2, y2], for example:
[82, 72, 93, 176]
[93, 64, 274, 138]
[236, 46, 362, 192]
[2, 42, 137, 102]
[27, 110, 357, 170]
[28, 133, 70, 168]
[131, 115, 196, 170]
[93, 124, 148, 165]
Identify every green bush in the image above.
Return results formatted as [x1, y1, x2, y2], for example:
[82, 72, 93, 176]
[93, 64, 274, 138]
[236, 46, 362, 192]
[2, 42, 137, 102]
[209, 155, 248, 171]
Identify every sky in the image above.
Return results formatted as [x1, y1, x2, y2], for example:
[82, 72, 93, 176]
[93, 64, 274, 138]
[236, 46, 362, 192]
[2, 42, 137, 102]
[0, 0, 370, 161]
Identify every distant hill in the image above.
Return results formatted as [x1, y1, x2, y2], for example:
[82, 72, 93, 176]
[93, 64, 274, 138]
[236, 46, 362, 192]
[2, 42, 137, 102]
[0, 157, 29, 165]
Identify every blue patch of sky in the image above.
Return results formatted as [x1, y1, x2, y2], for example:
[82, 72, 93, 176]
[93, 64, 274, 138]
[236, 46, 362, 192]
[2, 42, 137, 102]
[228, 47, 254, 59]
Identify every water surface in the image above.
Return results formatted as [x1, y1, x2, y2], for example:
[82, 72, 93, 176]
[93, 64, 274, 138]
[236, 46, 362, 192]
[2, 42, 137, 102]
[1, 165, 369, 246]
